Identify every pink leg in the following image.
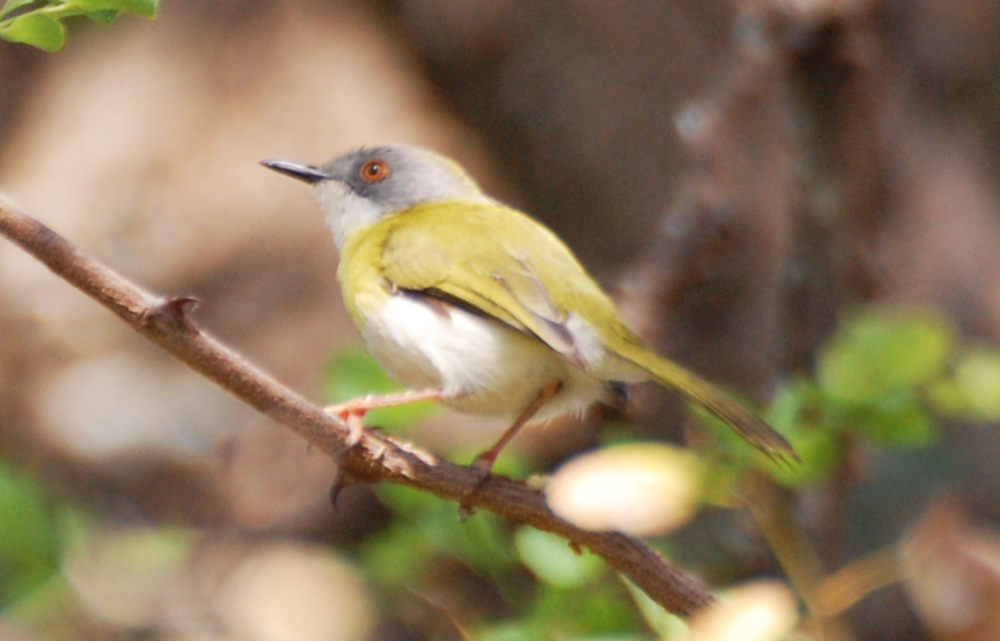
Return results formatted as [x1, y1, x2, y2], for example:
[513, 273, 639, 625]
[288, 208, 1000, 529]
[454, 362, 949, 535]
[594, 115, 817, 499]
[459, 381, 563, 517]
[470, 380, 564, 475]
[327, 388, 444, 446]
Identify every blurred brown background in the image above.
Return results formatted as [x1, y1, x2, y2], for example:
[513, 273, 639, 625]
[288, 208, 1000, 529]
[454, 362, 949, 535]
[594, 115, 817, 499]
[1, 0, 999, 639]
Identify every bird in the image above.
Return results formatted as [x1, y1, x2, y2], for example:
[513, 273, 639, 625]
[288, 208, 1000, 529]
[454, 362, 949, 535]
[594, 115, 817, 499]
[261, 144, 795, 474]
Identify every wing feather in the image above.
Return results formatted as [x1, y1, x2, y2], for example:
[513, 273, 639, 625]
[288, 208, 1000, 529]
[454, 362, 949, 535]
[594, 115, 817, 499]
[377, 202, 620, 363]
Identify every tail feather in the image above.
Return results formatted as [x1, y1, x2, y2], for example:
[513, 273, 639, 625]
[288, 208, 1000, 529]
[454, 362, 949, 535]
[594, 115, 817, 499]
[623, 347, 797, 462]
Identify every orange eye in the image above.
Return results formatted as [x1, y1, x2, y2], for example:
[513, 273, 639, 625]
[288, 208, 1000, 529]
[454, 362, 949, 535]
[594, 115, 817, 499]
[359, 159, 390, 183]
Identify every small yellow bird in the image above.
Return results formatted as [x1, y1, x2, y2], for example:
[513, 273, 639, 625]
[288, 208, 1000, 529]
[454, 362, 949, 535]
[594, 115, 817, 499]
[262, 145, 794, 472]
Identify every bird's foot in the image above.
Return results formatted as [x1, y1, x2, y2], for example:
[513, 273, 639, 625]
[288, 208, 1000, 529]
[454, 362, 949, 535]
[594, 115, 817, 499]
[458, 452, 498, 518]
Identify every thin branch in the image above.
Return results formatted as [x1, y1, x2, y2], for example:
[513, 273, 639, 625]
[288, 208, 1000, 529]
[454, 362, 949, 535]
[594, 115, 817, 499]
[744, 473, 852, 641]
[0, 191, 714, 617]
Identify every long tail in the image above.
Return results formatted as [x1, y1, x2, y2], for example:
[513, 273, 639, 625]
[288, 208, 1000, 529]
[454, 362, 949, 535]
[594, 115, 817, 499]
[620, 344, 797, 462]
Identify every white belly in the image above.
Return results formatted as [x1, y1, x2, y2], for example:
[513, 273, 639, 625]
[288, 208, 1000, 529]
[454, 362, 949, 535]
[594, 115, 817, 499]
[359, 293, 611, 420]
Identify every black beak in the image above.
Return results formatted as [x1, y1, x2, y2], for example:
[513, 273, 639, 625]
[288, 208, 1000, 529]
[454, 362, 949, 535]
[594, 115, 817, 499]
[260, 159, 329, 184]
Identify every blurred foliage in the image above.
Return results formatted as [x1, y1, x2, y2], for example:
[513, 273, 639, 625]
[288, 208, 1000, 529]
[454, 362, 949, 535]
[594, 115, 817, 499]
[360, 486, 642, 639]
[0, 459, 89, 633]
[316, 304, 1000, 637]
[695, 307, 1000, 489]
[0, 460, 61, 604]
[0, 0, 157, 51]
[3, 304, 1000, 638]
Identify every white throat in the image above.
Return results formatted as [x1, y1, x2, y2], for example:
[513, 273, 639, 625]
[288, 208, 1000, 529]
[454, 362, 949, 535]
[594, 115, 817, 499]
[312, 180, 386, 250]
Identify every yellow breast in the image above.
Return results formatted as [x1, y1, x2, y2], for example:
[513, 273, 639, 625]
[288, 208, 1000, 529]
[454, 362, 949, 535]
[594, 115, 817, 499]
[336, 221, 394, 330]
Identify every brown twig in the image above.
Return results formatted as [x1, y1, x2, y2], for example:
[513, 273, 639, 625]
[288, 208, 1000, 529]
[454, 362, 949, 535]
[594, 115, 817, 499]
[0, 191, 714, 616]
[744, 473, 852, 641]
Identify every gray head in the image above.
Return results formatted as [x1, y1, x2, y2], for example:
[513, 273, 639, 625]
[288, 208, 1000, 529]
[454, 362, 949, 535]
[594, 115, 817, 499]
[262, 144, 492, 249]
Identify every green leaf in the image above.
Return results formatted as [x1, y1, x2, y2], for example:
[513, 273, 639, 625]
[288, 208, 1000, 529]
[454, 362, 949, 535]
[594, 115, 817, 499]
[950, 349, 1000, 419]
[930, 348, 1000, 420]
[358, 520, 432, 588]
[769, 425, 842, 487]
[361, 485, 517, 589]
[847, 394, 937, 448]
[76, 0, 157, 17]
[525, 584, 638, 637]
[818, 309, 953, 404]
[761, 380, 843, 486]
[0, 463, 61, 602]
[85, 8, 120, 23]
[514, 527, 602, 588]
[118, 0, 157, 17]
[3, 574, 81, 633]
[765, 377, 821, 433]
[0, 12, 66, 51]
[623, 579, 688, 639]
[0, 0, 38, 21]
[373, 480, 444, 515]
